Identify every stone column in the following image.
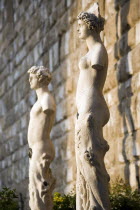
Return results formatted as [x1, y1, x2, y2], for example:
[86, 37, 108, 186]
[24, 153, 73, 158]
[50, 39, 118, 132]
[75, 3, 111, 210]
[27, 66, 56, 210]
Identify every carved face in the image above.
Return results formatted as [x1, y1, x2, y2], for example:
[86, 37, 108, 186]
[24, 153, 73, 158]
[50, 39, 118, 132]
[77, 19, 91, 40]
[29, 73, 39, 89]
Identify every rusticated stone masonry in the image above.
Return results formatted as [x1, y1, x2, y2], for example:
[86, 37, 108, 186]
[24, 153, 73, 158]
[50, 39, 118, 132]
[0, 0, 140, 209]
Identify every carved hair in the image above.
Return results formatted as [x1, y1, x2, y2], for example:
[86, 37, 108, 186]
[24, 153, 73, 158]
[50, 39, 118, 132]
[28, 66, 52, 84]
[77, 12, 105, 33]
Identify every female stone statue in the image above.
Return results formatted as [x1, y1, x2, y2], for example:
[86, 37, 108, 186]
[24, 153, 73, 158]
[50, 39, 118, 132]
[75, 3, 111, 210]
[28, 66, 56, 210]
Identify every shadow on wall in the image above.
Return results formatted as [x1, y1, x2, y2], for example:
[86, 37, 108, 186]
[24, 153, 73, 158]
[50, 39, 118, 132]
[115, 0, 140, 189]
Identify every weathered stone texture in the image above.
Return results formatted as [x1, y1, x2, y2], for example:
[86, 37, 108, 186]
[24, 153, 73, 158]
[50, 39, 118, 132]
[103, 0, 140, 189]
[0, 0, 140, 208]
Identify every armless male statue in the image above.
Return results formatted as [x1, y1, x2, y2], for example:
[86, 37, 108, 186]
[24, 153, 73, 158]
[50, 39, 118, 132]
[27, 66, 56, 210]
[75, 3, 111, 210]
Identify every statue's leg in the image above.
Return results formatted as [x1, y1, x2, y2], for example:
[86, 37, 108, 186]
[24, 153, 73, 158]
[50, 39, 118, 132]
[83, 114, 110, 210]
[76, 166, 84, 210]
[75, 113, 110, 210]
[29, 150, 55, 210]
[75, 116, 90, 210]
[75, 134, 91, 210]
[76, 152, 103, 210]
[29, 159, 41, 210]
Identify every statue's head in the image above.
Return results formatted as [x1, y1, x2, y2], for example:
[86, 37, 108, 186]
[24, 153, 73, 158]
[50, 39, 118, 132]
[77, 3, 105, 39]
[28, 66, 52, 89]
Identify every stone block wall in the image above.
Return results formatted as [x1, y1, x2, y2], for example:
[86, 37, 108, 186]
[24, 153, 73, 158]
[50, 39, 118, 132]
[103, 0, 140, 189]
[0, 0, 140, 208]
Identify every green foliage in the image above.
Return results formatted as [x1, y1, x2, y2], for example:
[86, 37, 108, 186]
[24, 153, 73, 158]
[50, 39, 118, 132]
[53, 192, 76, 210]
[0, 187, 19, 210]
[109, 179, 140, 210]
[53, 180, 140, 210]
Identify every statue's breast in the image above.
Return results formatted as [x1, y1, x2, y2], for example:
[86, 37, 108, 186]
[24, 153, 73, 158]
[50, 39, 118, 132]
[79, 56, 90, 70]
[30, 101, 42, 117]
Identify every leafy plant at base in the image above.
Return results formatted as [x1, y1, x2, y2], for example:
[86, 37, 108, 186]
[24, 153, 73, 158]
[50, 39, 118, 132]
[109, 179, 140, 210]
[53, 179, 140, 210]
[53, 192, 76, 210]
[0, 187, 19, 210]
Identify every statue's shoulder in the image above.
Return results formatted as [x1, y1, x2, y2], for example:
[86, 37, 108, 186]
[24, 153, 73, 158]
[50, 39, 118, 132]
[41, 92, 56, 113]
[96, 44, 107, 58]
[90, 43, 107, 70]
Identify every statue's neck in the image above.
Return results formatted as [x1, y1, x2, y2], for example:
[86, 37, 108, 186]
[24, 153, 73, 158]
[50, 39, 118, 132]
[36, 86, 49, 100]
[86, 33, 102, 50]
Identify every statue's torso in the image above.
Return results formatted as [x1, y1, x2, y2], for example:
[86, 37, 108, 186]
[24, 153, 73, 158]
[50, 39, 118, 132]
[28, 97, 55, 159]
[76, 44, 109, 125]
